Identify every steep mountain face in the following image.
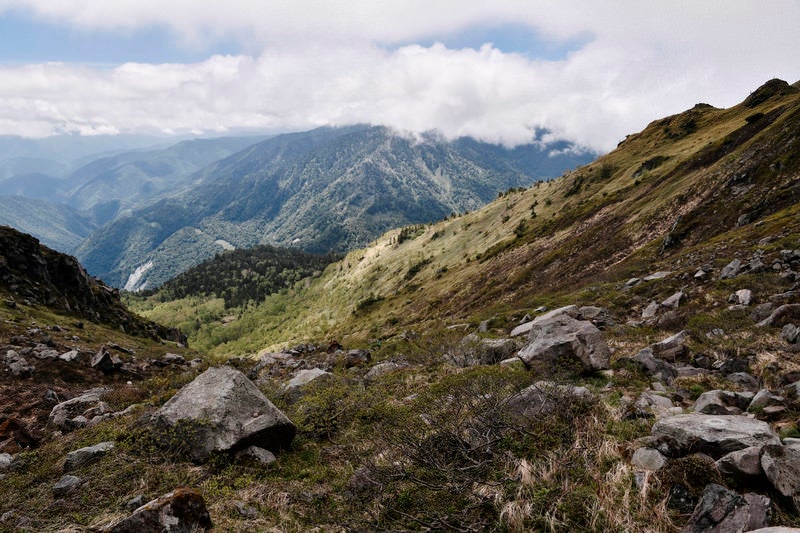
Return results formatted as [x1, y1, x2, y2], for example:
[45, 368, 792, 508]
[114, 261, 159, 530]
[77, 125, 592, 289]
[0, 225, 182, 341]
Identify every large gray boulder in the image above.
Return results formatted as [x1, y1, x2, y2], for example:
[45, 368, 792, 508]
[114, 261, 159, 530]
[517, 314, 610, 373]
[651, 414, 780, 458]
[152, 366, 295, 462]
[509, 305, 579, 337]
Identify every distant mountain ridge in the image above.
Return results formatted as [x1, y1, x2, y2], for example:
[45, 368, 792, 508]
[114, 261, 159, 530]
[76, 125, 593, 289]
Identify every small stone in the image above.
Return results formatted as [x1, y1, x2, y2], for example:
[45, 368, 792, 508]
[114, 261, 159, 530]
[0, 453, 12, 472]
[126, 495, 146, 511]
[632, 448, 666, 471]
[719, 259, 742, 280]
[644, 271, 671, 281]
[782, 324, 800, 344]
[64, 441, 114, 472]
[642, 301, 660, 320]
[53, 475, 82, 498]
[235, 446, 276, 465]
[233, 501, 258, 519]
[661, 291, 684, 309]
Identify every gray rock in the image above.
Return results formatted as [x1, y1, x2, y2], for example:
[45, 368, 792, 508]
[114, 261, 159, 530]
[635, 391, 674, 415]
[756, 304, 800, 328]
[162, 353, 186, 365]
[32, 344, 59, 360]
[364, 361, 407, 381]
[0, 453, 12, 472]
[233, 501, 258, 519]
[651, 414, 780, 458]
[726, 372, 759, 390]
[747, 528, 800, 533]
[782, 323, 800, 344]
[475, 338, 519, 365]
[345, 349, 371, 368]
[518, 314, 610, 373]
[630, 348, 678, 383]
[126, 495, 146, 511]
[58, 350, 83, 363]
[651, 330, 689, 362]
[748, 389, 785, 412]
[64, 441, 114, 472]
[761, 444, 800, 497]
[626, 277, 641, 287]
[632, 447, 666, 471]
[153, 366, 295, 462]
[716, 446, 765, 483]
[505, 381, 591, 418]
[53, 475, 82, 498]
[509, 305, 579, 337]
[719, 259, 743, 280]
[783, 438, 800, 451]
[101, 488, 213, 532]
[48, 388, 110, 431]
[236, 445, 276, 465]
[91, 346, 121, 372]
[285, 368, 331, 390]
[661, 291, 685, 309]
[4, 350, 34, 378]
[693, 390, 751, 415]
[727, 289, 753, 306]
[680, 484, 770, 533]
[644, 271, 671, 281]
[642, 301, 660, 321]
[579, 306, 613, 326]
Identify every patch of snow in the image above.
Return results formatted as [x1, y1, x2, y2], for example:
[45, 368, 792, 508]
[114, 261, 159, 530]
[124, 261, 154, 292]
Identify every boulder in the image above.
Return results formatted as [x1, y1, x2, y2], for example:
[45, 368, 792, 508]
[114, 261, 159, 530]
[693, 390, 751, 415]
[680, 484, 770, 533]
[782, 324, 800, 344]
[756, 304, 800, 328]
[91, 346, 122, 373]
[748, 389, 785, 412]
[152, 366, 295, 462]
[661, 291, 685, 309]
[719, 259, 743, 280]
[715, 446, 765, 483]
[509, 305, 579, 337]
[635, 391, 674, 416]
[101, 488, 213, 533]
[64, 441, 114, 472]
[47, 388, 111, 432]
[4, 350, 34, 378]
[235, 445, 276, 465]
[650, 331, 689, 362]
[285, 368, 331, 390]
[345, 349, 371, 368]
[761, 444, 800, 497]
[642, 301, 660, 321]
[629, 348, 678, 383]
[517, 314, 610, 373]
[53, 475, 82, 498]
[505, 381, 591, 418]
[632, 447, 666, 471]
[364, 361, 407, 381]
[651, 414, 780, 458]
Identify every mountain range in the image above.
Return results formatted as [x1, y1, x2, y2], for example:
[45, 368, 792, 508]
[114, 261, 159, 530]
[73, 125, 592, 289]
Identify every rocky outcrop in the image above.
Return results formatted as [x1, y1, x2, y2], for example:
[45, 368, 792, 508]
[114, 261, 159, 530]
[0, 225, 185, 342]
[101, 488, 213, 532]
[517, 313, 610, 373]
[152, 366, 295, 462]
[651, 414, 780, 458]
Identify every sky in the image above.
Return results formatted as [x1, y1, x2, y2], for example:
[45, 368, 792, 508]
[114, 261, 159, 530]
[0, 1, 799, 152]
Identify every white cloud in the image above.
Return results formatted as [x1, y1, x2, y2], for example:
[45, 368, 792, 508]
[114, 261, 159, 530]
[0, 1, 799, 151]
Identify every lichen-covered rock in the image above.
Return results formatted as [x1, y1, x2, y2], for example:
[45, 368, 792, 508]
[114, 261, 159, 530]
[652, 414, 780, 458]
[153, 366, 295, 462]
[101, 488, 213, 532]
[517, 314, 610, 373]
